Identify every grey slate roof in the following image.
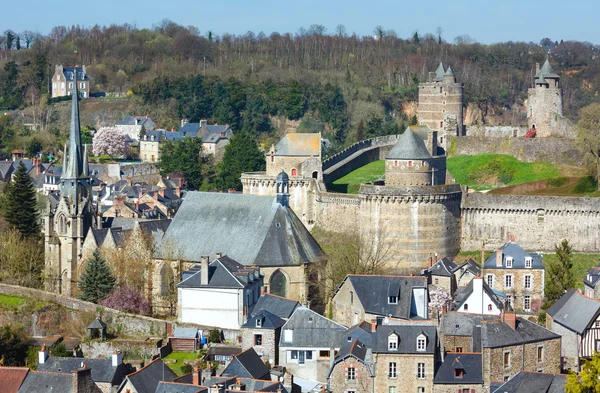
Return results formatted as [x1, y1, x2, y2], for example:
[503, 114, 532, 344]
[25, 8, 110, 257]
[546, 289, 600, 334]
[481, 317, 559, 348]
[434, 353, 482, 385]
[492, 371, 565, 393]
[440, 312, 498, 337]
[37, 357, 131, 385]
[252, 294, 300, 319]
[242, 309, 286, 329]
[327, 339, 372, 379]
[158, 192, 325, 267]
[427, 257, 458, 277]
[456, 258, 481, 278]
[337, 275, 428, 320]
[453, 279, 504, 312]
[483, 242, 544, 270]
[584, 265, 600, 288]
[434, 62, 445, 81]
[178, 257, 260, 289]
[536, 72, 549, 85]
[173, 327, 199, 339]
[221, 348, 270, 380]
[535, 58, 560, 79]
[155, 381, 207, 393]
[117, 116, 156, 130]
[343, 321, 374, 348]
[88, 318, 107, 329]
[444, 66, 455, 77]
[61, 66, 88, 81]
[386, 127, 432, 160]
[279, 307, 347, 348]
[17, 370, 74, 393]
[126, 359, 177, 393]
[273, 133, 321, 156]
[372, 325, 436, 354]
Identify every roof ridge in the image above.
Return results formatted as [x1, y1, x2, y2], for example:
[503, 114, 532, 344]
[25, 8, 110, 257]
[125, 357, 161, 377]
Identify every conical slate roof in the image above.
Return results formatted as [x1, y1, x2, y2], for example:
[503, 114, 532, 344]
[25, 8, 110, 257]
[444, 66, 455, 76]
[535, 58, 559, 79]
[386, 127, 432, 160]
[536, 71, 548, 86]
[435, 62, 445, 81]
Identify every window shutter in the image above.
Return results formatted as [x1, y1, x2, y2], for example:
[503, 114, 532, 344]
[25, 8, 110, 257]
[344, 365, 348, 379]
[457, 389, 461, 393]
[471, 390, 476, 393]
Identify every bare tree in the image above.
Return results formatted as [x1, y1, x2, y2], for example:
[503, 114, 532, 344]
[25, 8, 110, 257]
[335, 24, 347, 38]
[21, 30, 39, 49]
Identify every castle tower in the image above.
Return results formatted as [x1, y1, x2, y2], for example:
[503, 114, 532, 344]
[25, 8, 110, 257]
[527, 57, 563, 137]
[417, 62, 464, 151]
[44, 81, 95, 296]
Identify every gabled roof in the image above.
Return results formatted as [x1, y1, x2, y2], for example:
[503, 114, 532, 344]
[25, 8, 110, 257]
[492, 371, 565, 393]
[60, 66, 89, 81]
[546, 289, 600, 334]
[386, 127, 432, 160]
[481, 317, 559, 348]
[335, 275, 428, 320]
[279, 307, 347, 348]
[434, 353, 482, 385]
[427, 257, 458, 277]
[17, 370, 76, 393]
[440, 312, 496, 337]
[372, 325, 437, 354]
[327, 339, 372, 379]
[155, 381, 207, 393]
[126, 358, 176, 393]
[38, 357, 131, 385]
[173, 327, 199, 339]
[177, 257, 259, 289]
[242, 309, 286, 329]
[456, 258, 481, 278]
[0, 367, 29, 393]
[453, 278, 504, 312]
[116, 116, 155, 128]
[343, 321, 374, 348]
[584, 265, 600, 288]
[252, 294, 300, 319]
[483, 242, 544, 270]
[221, 348, 270, 380]
[158, 192, 325, 267]
[272, 133, 321, 156]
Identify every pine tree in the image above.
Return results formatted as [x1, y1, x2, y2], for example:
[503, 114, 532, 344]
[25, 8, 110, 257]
[2, 161, 40, 237]
[216, 132, 265, 191]
[545, 239, 575, 307]
[78, 249, 116, 304]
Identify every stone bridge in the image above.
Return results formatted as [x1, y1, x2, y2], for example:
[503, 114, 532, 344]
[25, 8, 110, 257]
[322, 135, 400, 184]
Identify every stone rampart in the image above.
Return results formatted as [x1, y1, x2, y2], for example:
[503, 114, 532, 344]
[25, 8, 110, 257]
[450, 136, 583, 166]
[466, 125, 528, 138]
[461, 192, 600, 252]
[314, 184, 360, 233]
[120, 162, 160, 178]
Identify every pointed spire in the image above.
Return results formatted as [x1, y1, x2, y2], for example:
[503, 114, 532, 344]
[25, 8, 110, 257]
[65, 73, 83, 179]
[444, 66, 455, 76]
[63, 143, 68, 172]
[83, 144, 89, 177]
[435, 62, 445, 81]
[536, 71, 548, 86]
[536, 57, 559, 79]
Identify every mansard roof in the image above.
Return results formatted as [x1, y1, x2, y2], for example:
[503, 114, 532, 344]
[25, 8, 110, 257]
[372, 325, 437, 354]
[386, 127, 432, 160]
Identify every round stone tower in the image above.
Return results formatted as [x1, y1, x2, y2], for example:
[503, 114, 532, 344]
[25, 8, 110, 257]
[527, 58, 563, 137]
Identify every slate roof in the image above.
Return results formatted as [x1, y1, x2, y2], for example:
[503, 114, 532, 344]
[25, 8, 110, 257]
[535, 58, 560, 79]
[0, 367, 29, 393]
[453, 278, 504, 312]
[251, 294, 300, 319]
[38, 357, 131, 385]
[335, 275, 428, 320]
[444, 66, 455, 77]
[117, 116, 156, 129]
[343, 321, 374, 348]
[584, 265, 600, 288]
[434, 62, 445, 81]
[536, 72, 549, 85]
[178, 257, 260, 289]
[440, 312, 498, 337]
[0, 161, 15, 179]
[481, 317, 560, 348]
[206, 346, 242, 357]
[483, 242, 544, 270]
[173, 327, 199, 339]
[17, 370, 74, 393]
[126, 358, 177, 393]
[279, 307, 347, 348]
[158, 192, 325, 267]
[155, 381, 207, 393]
[221, 348, 270, 380]
[492, 371, 566, 393]
[456, 258, 481, 278]
[88, 318, 107, 329]
[177, 123, 231, 141]
[273, 133, 321, 156]
[386, 127, 432, 160]
[434, 353, 482, 385]
[427, 257, 458, 277]
[91, 228, 110, 247]
[60, 66, 88, 81]
[546, 289, 600, 334]
[242, 309, 286, 329]
[372, 325, 437, 354]
[327, 339, 371, 379]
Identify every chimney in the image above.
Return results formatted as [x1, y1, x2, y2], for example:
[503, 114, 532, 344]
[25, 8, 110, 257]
[503, 311, 517, 329]
[192, 367, 202, 385]
[72, 367, 92, 393]
[510, 235, 516, 243]
[200, 119, 208, 130]
[112, 351, 123, 367]
[283, 372, 294, 390]
[39, 344, 48, 364]
[201, 256, 209, 285]
[535, 62, 540, 74]
[496, 248, 503, 267]
[158, 189, 164, 198]
[260, 286, 265, 296]
[481, 248, 485, 264]
[434, 253, 438, 264]
[371, 321, 377, 333]
[428, 71, 436, 82]
[216, 252, 222, 259]
[329, 347, 335, 370]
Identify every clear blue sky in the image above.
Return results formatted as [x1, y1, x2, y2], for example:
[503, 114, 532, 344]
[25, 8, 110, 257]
[4, 0, 599, 44]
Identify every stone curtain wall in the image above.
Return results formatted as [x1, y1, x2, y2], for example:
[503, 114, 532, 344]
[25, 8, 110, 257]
[466, 125, 528, 138]
[449, 136, 583, 166]
[120, 162, 160, 178]
[462, 193, 600, 252]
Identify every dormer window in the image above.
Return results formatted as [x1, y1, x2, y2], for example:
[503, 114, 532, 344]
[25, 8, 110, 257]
[388, 334, 398, 350]
[416, 334, 427, 351]
[454, 369, 464, 378]
[588, 274, 593, 282]
[506, 257, 513, 268]
[388, 296, 398, 304]
[256, 318, 262, 328]
[525, 257, 532, 268]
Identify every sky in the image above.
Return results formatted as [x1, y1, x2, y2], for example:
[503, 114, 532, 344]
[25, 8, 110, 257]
[3, 0, 599, 45]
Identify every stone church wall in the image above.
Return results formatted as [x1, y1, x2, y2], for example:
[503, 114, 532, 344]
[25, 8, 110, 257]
[461, 193, 600, 252]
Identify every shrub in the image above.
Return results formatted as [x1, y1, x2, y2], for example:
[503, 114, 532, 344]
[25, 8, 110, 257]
[574, 176, 597, 193]
[547, 177, 568, 187]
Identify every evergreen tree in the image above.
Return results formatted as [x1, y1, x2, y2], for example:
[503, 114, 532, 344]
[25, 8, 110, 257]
[284, 80, 307, 120]
[545, 239, 575, 307]
[158, 137, 207, 190]
[78, 249, 116, 304]
[217, 132, 265, 191]
[2, 161, 40, 237]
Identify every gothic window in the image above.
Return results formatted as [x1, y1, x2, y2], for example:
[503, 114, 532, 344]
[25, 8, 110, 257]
[270, 269, 287, 298]
[160, 264, 174, 296]
[58, 214, 66, 234]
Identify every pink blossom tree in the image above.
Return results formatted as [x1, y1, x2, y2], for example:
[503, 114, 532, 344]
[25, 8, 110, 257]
[92, 127, 128, 157]
[428, 287, 453, 315]
[100, 285, 150, 315]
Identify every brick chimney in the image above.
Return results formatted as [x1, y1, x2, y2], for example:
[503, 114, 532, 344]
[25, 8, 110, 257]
[201, 256, 209, 285]
[192, 367, 202, 385]
[503, 311, 517, 329]
[481, 248, 485, 265]
[72, 367, 92, 393]
[496, 248, 503, 267]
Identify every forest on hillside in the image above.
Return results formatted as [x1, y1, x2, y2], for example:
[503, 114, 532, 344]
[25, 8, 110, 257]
[0, 20, 599, 155]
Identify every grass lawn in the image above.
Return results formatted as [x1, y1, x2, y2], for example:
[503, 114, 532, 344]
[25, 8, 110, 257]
[329, 161, 385, 194]
[163, 351, 200, 376]
[447, 154, 561, 190]
[0, 294, 25, 309]
[543, 253, 600, 290]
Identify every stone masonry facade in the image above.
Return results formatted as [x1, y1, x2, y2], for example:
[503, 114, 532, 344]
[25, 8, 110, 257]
[241, 328, 280, 366]
[483, 267, 545, 313]
[328, 356, 373, 393]
[373, 353, 435, 393]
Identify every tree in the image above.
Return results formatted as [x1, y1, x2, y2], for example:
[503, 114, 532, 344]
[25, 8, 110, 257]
[27, 137, 42, 158]
[21, 30, 38, 49]
[2, 161, 40, 237]
[92, 127, 128, 157]
[5, 30, 15, 50]
[101, 285, 150, 315]
[158, 137, 207, 190]
[0, 325, 27, 366]
[0, 229, 44, 288]
[545, 239, 575, 307]
[429, 288, 453, 313]
[565, 351, 600, 393]
[576, 103, 600, 189]
[78, 249, 116, 304]
[216, 132, 265, 191]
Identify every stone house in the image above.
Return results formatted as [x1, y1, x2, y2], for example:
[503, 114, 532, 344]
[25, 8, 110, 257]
[546, 289, 600, 371]
[18, 367, 101, 393]
[490, 371, 566, 393]
[241, 309, 286, 366]
[433, 353, 484, 393]
[178, 120, 234, 157]
[424, 256, 459, 295]
[482, 241, 545, 313]
[453, 277, 504, 316]
[139, 130, 180, 163]
[116, 358, 176, 393]
[115, 115, 156, 141]
[177, 256, 263, 330]
[164, 374, 293, 393]
[52, 65, 90, 98]
[583, 264, 600, 298]
[331, 274, 428, 326]
[221, 348, 271, 380]
[454, 259, 481, 288]
[327, 339, 374, 393]
[279, 307, 347, 382]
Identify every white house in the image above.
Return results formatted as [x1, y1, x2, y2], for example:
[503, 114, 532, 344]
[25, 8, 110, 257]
[177, 255, 263, 330]
[453, 277, 504, 315]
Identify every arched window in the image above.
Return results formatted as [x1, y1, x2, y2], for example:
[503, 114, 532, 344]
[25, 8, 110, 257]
[488, 304, 493, 311]
[270, 270, 287, 298]
[58, 215, 66, 234]
[312, 171, 318, 179]
[291, 168, 297, 177]
[160, 264, 174, 296]
[464, 304, 469, 311]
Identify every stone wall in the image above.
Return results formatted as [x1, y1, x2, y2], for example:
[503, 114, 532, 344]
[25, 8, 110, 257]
[313, 189, 360, 234]
[466, 125, 528, 138]
[120, 162, 160, 179]
[434, 383, 484, 393]
[483, 267, 545, 312]
[449, 136, 583, 166]
[461, 193, 600, 252]
[81, 339, 162, 360]
[373, 353, 434, 393]
[328, 356, 373, 393]
[547, 318, 580, 371]
[241, 328, 279, 366]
